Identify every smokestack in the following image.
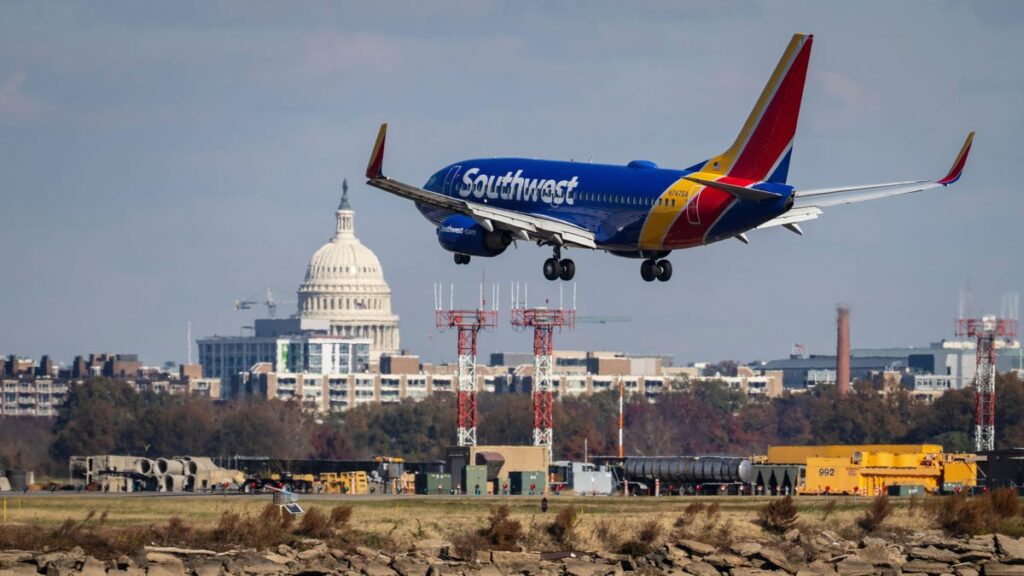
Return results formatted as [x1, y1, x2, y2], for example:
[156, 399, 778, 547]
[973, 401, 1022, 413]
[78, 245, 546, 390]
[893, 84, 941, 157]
[837, 306, 851, 395]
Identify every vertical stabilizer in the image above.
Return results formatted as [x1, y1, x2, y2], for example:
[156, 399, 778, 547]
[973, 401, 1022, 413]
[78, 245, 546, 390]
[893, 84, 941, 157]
[702, 33, 813, 183]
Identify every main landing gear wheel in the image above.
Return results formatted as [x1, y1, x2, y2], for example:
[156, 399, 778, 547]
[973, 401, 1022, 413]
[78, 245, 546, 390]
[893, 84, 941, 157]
[640, 259, 657, 282]
[641, 259, 672, 282]
[656, 259, 672, 282]
[454, 253, 470, 265]
[542, 245, 576, 282]
[543, 258, 561, 281]
[559, 259, 575, 281]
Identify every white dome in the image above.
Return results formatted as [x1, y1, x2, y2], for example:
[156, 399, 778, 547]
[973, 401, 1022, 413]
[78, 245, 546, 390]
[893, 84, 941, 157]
[305, 239, 385, 283]
[296, 183, 400, 361]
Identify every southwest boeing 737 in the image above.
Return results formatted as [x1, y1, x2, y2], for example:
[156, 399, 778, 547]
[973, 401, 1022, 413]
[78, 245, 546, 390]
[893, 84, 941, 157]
[365, 34, 974, 282]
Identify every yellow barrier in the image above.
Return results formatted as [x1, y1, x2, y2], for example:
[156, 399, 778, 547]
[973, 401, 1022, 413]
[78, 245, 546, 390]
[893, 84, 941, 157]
[320, 471, 369, 495]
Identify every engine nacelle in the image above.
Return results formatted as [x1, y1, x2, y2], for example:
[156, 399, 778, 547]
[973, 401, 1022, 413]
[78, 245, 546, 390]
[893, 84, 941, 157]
[436, 214, 512, 257]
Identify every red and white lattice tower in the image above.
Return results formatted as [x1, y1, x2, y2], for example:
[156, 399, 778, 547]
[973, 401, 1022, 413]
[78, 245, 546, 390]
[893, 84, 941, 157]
[956, 300, 1019, 452]
[510, 283, 575, 460]
[435, 284, 498, 447]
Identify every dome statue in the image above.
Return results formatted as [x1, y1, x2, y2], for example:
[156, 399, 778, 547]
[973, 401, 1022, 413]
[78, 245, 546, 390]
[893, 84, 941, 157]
[297, 179, 400, 361]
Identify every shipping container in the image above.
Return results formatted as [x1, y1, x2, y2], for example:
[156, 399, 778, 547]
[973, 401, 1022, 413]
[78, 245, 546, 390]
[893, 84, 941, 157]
[509, 471, 546, 495]
[888, 484, 926, 497]
[462, 465, 488, 495]
[415, 473, 451, 495]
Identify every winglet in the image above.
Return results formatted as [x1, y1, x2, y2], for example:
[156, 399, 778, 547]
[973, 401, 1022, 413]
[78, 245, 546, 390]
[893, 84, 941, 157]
[937, 131, 974, 185]
[366, 123, 388, 179]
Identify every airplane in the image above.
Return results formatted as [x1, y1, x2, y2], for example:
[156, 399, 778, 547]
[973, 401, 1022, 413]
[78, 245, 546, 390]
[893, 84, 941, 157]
[365, 33, 974, 283]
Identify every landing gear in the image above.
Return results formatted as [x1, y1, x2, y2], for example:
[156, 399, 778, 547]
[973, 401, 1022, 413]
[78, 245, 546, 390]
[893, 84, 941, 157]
[454, 253, 471, 265]
[542, 246, 575, 281]
[641, 259, 672, 282]
[559, 259, 575, 281]
[640, 259, 656, 282]
[656, 259, 672, 282]
[543, 258, 561, 281]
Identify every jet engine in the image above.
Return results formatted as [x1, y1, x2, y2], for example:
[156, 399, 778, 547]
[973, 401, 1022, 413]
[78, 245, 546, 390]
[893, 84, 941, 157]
[436, 214, 512, 257]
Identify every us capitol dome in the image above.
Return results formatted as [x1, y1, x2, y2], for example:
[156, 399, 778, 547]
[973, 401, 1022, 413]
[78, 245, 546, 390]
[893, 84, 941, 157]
[297, 180, 399, 361]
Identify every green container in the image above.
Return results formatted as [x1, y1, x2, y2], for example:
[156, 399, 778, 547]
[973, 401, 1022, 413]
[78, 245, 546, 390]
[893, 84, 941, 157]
[462, 465, 488, 495]
[887, 484, 926, 497]
[415, 473, 452, 495]
[509, 471, 546, 495]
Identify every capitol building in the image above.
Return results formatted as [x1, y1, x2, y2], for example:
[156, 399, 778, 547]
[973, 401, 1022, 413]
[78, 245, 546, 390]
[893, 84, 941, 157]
[297, 182, 400, 358]
[197, 181, 401, 394]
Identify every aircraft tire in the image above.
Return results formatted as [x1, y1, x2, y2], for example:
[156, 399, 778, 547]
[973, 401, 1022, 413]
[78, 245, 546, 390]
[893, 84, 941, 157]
[559, 259, 575, 281]
[454, 253, 470, 265]
[543, 258, 561, 281]
[640, 259, 657, 282]
[656, 260, 672, 282]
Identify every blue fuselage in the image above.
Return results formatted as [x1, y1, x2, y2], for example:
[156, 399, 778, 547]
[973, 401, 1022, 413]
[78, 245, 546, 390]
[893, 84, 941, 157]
[417, 158, 794, 252]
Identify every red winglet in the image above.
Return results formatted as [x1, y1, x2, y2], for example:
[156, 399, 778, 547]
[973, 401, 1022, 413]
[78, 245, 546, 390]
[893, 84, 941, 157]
[365, 123, 387, 179]
[937, 131, 974, 185]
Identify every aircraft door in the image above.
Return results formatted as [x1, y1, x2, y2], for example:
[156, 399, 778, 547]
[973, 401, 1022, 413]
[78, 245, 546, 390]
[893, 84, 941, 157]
[442, 165, 462, 196]
[686, 191, 701, 225]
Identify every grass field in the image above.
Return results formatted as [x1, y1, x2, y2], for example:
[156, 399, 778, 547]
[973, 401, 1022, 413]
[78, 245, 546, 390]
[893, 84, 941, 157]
[0, 494, 933, 552]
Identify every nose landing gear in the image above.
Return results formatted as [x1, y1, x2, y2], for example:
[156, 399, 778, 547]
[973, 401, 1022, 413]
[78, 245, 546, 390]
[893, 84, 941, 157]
[641, 259, 672, 282]
[542, 246, 575, 281]
[454, 253, 471, 265]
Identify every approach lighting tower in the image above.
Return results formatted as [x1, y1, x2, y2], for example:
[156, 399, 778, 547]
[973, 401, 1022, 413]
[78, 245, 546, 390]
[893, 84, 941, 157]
[956, 307, 1018, 452]
[435, 284, 498, 447]
[510, 283, 575, 460]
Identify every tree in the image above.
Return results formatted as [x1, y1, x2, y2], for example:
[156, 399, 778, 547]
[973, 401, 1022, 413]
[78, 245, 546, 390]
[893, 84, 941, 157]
[51, 379, 141, 461]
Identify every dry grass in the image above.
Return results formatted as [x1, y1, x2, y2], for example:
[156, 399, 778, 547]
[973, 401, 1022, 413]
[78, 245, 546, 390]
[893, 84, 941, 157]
[547, 505, 583, 549]
[0, 493, 1002, 556]
[480, 505, 523, 550]
[857, 494, 894, 533]
[757, 496, 799, 534]
[619, 518, 663, 556]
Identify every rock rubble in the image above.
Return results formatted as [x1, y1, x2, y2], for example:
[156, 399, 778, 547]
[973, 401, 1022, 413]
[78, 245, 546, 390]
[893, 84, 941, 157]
[5, 531, 1024, 575]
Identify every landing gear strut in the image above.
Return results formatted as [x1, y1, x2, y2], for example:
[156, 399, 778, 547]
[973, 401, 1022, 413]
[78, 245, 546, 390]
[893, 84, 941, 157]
[454, 253, 471, 265]
[542, 245, 575, 282]
[641, 259, 672, 282]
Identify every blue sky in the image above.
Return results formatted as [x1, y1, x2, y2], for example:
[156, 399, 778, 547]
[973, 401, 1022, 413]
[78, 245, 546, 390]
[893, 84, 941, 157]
[1, 1, 1022, 366]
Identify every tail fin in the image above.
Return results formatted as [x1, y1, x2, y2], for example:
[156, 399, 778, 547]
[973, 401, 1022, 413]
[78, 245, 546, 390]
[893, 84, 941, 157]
[702, 33, 813, 183]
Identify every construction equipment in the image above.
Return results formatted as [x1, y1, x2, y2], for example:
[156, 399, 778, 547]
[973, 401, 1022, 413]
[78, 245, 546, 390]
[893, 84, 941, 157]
[576, 316, 630, 324]
[235, 288, 295, 319]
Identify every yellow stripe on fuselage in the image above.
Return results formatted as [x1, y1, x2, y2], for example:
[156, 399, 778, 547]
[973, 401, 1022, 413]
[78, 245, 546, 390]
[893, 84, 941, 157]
[639, 177, 708, 249]
[701, 33, 807, 176]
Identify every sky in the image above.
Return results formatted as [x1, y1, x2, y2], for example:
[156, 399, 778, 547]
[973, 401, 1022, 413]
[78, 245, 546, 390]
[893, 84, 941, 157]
[1, 1, 1022, 368]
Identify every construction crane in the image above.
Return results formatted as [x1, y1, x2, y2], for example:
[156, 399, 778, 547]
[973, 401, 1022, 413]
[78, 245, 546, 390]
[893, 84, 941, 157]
[235, 288, 295, 319]
[576, 316, 631, 324]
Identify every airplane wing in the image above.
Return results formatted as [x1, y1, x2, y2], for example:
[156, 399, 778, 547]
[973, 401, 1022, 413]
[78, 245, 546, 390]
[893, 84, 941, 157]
[365, 124, 597, 249]
[758, 132, 974, 232]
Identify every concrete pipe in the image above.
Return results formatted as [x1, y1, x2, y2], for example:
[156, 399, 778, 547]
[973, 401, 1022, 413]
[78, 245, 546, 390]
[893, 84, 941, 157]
[156, 458, 185, 475]
[137, 459, 155, 475]
[163, 474, 187, 492]
[185, 457, 217, 475]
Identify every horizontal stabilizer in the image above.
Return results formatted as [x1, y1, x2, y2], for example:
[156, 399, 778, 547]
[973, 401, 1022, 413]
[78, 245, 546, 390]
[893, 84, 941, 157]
[682, 176, 781, 202]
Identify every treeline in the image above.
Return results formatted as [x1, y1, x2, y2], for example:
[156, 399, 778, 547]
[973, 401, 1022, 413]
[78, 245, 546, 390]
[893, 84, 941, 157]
[4, 373, 1024, 477]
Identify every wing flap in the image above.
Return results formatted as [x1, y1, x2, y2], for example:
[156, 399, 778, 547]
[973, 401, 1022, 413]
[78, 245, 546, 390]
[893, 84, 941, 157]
[756, 206, 822, 230]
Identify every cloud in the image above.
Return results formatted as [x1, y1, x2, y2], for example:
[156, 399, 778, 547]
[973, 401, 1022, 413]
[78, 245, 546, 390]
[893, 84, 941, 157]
[817, 70, 876, 116]
[0, 72, 51, 124]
